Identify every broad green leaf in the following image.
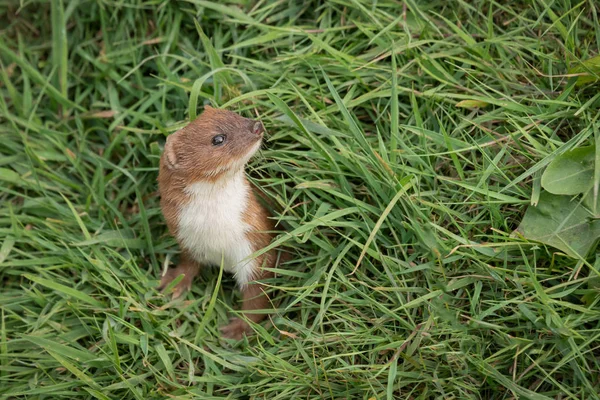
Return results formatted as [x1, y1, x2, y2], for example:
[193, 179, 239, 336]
[516, 191, 600, 258]
[541, 146, 595, 195]
[569, 55, 600, 86]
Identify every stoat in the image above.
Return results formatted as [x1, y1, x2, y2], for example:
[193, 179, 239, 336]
[157, 106, 279, 340]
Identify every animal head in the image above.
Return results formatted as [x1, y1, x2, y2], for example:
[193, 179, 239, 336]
[162, 106, 264, 181]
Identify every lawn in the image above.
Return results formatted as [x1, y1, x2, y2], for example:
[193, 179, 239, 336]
[1, 0, 600, 399]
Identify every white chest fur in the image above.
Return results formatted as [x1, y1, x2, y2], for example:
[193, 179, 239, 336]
[176, 173, 256, 286]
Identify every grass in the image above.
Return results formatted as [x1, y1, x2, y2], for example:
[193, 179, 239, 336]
[1, 0, 600, 398]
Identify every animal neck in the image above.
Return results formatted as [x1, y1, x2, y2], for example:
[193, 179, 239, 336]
[184, 169, 249, 200]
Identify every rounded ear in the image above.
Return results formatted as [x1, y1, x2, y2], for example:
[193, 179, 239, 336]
[164, 134, 179, 169]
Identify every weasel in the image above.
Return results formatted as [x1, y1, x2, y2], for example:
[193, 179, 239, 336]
[157, 106, 278, 340]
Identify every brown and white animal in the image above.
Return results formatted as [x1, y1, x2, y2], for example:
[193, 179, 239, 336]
[157, 106, 279, 340]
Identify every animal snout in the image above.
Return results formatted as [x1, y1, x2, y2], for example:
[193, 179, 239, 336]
[251, 121, 264, 136]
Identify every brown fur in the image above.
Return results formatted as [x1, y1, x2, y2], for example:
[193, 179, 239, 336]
[157, 106, 282, 340]
[158, 106, 263, 236]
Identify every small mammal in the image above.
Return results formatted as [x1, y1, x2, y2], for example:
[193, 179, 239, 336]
[157, 106, 279, 340]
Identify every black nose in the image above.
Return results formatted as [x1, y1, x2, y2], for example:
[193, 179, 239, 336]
[252, 121, 264, 136]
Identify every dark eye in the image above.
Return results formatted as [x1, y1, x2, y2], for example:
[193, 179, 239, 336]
[212, 134, 226, 146]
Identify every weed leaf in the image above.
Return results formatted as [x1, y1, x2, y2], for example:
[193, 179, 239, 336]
[516, 191, 600, 258]
[541, 145, 595, 195]
[569, 55, 600, 85]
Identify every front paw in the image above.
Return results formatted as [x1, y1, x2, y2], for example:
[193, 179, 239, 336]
[220, 318, 252, 340]
[158, 268, 193, 299]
